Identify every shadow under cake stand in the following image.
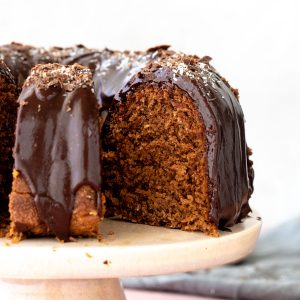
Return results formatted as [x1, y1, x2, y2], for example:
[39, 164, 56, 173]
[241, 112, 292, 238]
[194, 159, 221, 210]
[0, 210, 262, 300]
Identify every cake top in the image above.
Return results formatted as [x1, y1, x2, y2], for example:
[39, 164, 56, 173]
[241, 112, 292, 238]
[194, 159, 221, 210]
[0, 42, 33, 62]
[24, 63, 94, 92]
[28, 47, 59, 66]
[62, 47, 163, 108]
[0, 43, 33, 87]
[140, 50, 240, 101]
[49, 44, 93, 63]
[0, 42, 33, 52]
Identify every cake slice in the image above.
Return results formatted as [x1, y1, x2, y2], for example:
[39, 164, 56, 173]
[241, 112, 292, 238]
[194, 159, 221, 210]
[0, 60, 18, 237]
[102, 51, 253, 236]
[9, 63, 102, 241]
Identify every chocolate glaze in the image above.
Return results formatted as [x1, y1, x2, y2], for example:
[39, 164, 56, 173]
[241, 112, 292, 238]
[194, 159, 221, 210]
[112, 52, 253, 228]
[0, 43, 64, 89]
[0, 60, 16, 85]
[14, 81, 101, 240]
[0, 43, 35, 88]
[63, 48, 161, 109]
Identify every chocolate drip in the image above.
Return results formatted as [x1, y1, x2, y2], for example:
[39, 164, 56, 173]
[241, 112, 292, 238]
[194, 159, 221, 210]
[14, 85, 101, 240]
[204, 71, 251, 225]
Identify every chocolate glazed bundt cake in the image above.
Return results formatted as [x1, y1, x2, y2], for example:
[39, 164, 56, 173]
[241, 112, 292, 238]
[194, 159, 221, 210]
[0, 42, 253, 240]
[0, 60, 18, 237]
[102, 51, 254, 236]
[9, 64, 102, 241]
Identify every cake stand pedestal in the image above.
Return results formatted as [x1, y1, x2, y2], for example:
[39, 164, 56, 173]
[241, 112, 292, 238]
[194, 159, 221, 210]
[0, 211, 261, 300]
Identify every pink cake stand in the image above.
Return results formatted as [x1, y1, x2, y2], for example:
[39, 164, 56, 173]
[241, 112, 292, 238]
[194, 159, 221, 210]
[0, 210, 261, 300]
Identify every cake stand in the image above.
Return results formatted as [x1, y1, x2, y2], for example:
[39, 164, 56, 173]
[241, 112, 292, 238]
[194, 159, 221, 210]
[0, 210, 261, 300]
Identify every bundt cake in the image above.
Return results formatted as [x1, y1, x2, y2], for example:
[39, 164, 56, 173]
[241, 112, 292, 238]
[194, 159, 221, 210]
[9, 64, 102, 241]
[0, 42, 254, 240]
[0, 60, 18, 237]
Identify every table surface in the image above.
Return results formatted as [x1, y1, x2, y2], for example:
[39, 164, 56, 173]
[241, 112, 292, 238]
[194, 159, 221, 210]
[0, 211, 261, 280]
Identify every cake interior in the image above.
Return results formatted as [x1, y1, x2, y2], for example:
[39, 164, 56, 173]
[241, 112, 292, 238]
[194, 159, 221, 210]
[0, 74, 18, 236]
[103, 83, 218, 236]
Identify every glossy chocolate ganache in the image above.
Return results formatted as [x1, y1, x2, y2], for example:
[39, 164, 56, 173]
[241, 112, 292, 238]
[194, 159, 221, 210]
[13, 64, 101, 240]
[62, 46, 167, 109]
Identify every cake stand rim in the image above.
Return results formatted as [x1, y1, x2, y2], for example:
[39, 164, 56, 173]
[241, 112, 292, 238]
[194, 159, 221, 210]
[0, 209, 262, 279]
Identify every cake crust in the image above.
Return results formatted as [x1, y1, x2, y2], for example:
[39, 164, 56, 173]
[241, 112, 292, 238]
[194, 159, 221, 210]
[9, 173, 101, 239]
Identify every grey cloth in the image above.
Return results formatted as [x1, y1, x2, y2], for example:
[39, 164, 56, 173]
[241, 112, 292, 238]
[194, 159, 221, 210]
[122, 217, 300, 299]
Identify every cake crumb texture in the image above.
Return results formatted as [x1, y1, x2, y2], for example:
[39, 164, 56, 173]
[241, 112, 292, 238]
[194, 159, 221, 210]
[103, 83, 219, 236]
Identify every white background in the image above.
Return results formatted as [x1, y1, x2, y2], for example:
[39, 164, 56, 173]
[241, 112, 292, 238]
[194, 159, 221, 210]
[1, 0, 299, 233]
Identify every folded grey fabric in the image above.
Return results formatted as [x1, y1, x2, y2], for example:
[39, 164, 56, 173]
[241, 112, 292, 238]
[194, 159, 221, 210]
[122, 217, 300, 299]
